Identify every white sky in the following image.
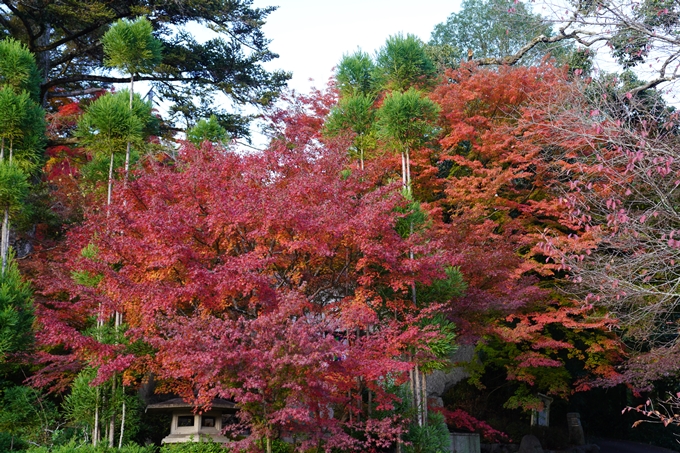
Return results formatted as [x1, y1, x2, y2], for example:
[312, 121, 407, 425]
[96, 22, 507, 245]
[252, 0, 463, 93]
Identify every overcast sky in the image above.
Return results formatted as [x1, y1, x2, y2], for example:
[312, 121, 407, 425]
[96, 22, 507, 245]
[252, 0, 462, 93]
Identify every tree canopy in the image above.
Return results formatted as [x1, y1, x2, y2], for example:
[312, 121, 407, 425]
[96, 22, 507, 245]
[430, 0, 572, 66]
[0, 0, 290, 137]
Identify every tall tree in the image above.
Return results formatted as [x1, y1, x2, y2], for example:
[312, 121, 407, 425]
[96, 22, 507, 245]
[374, 34, 437, 93]
[102, 17, 161, 178]
[76, 90, 154, 207]
[377, 88, 440, 192]
[0, 38, 44, 275]
[0, 0, 290, 137]
[335, 50, 376, 98]
[33, 89, 456, 452]
[325, 93, 376, 170]
[539, 72, 680, 388]
[430, 0, 572, 67]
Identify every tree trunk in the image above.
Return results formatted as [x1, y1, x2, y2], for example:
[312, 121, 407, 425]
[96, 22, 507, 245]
[266, 436, 272, 453]
[409, 365, 415, 410]
[422, 371, 428, 425]
[414, 364, 423, 427]
[109, 376, 116, 447]
[1, 208, 8, 277]
[405, 148, 411, 191]
[107, 152, 114, 211]
[118, 399, 126, 448]
[93, 388, 100, 446]
[125, 74, 134, 181]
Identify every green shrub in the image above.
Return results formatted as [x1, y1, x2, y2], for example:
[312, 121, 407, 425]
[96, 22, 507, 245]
[160, 440, 228, 453]
[403, 412, 452, 453]
[27, 441, 156, 453]
[0, 431, 28, 452]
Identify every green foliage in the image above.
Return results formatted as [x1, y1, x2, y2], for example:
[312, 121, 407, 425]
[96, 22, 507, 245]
[62, 368, 144, 446]
[0, 162, 29, 211]
[0, 39, 42, 101]
[403, 412, 452, 453]
[0, 86, 45, 171]
[420, 313, 459, 373]
[186, 115, 229, 146]
[335, 51, 376, 97]
[102, 18, 162, 77]
[0, 431, 29, 452]
[0, 253, 33, 366]
[0, 87, 30, 147]
[27, 441, 157, 453]
[71, 270, 103, 288]
[160, 440, 228, 453]
[430, 0, 572, 66]
[418, 267, 467, 306]
[0, 385, 58, 447]
[377, 88, 440, 153]
[325, 94, 377, 164]
[77, 90, 155, 158]
[375, 34, 437, 92]
[0, 38, 45, 173]
[566, 47, 594, 76]
[395, 199, 428, 239]
[467, 335, 573, 411]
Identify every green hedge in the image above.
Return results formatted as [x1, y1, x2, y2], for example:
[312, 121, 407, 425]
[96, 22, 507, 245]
[27, 442, 155, 453]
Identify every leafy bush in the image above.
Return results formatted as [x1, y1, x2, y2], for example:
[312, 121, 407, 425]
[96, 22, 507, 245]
[0, 431, 28, 452]
[160, 440, 228, 453]
[403, 412, 452, 453]
[27, 441, 156, 453]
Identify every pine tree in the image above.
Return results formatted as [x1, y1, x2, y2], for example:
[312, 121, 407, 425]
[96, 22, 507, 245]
[0, 39, 45, 276]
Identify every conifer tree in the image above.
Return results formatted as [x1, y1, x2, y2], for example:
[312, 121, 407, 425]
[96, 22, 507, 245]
[0, 39, 45, 276]
[102, 17, 162, 178]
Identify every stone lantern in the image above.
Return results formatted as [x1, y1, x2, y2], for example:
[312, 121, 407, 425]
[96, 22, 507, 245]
[146, 398, 237, 444]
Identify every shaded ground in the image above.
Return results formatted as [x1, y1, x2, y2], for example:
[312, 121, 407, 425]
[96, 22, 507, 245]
[593, 438, 679, 453]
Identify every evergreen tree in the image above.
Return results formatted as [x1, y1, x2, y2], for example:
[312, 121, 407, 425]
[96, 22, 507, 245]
[374, 34, 437, 92]
[0, 252, 33, 367]
[77, 90, 154, 206]
[377, 88, 440, 191]
[186, 115, 229, 147]
[325, 93, 376, 170]
[0, 39, 45, 276]
[0, 0, 290, 137]
[102, 17, 162, 177]
[430, 0, 572, 67]
[335, 50, 376, 97]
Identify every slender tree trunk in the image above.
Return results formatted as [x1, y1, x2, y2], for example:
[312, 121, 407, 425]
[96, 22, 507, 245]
[409, 365, 415, 410]
[0, 139, 5, 277]
[401, 152, 407, 188]
[266, 436, 272, 453]
[118, 399, 126, 448]
[1, 208, 8, 276]
[415, 364, 423, 427]
[405, 149, 411, 192]
[109, 375, 116, 447]
[368, 388, 372, 418]
[93, 387, 100, 447]
[422, 371, 428, 424]
[107, 152, 114, 211]
[125, 74, 134, 181]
